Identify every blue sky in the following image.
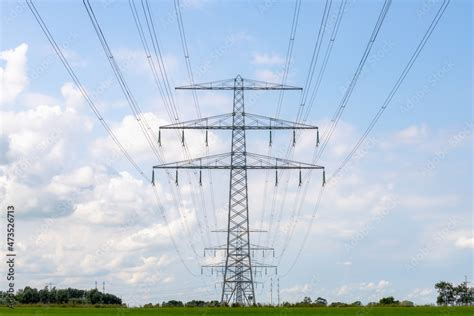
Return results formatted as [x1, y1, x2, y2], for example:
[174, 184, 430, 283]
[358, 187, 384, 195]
[0, 0, 472, 306]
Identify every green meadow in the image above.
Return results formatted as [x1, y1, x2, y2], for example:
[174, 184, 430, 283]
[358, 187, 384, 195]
[1, 306, 473, 316]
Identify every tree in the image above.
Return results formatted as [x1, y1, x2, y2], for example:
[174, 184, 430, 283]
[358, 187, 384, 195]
[186, 300, 206, 307]
[379, 296, 399, 305]
[162, 300, 183, 307]
[38, 287, 50, 304]
[12, 286, 121, 306]
[86, 289, 102, 305]
[208, 300, 220, 307]
[17, 287, 40, 304]
[56, 289, 69, 304]
[302, 296, 312, 305]
[314, 297, 327, 306]
[49, 287, 58, 304]
[454, 282, 472, 306]
[435, 281, 455, 306]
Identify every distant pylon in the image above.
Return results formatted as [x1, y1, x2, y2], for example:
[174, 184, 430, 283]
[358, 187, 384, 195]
[277, 277, 280, 306]
[271, 277, 273, 306]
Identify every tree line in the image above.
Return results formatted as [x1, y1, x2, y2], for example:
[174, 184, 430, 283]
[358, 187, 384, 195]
[279, 296, 416, 307]
[0, 286, 122, 306]
[144, 281, 474, 309]
[2, 280, 471, 307]
[142, 296, 411, 308]
[435, 281, 474, 306]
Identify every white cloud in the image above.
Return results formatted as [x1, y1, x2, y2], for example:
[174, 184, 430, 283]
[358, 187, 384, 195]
[359, 280, 390, 292]
[405, 288, 434, 303]
[47, 166, 95, 196]
[449, 229, 474, 249]
[116, 255, 174, 284]
[254, 69, 282, 83]
[0, 175, 76, 218]
[454, 236, 474, 249]
[252, 52, 285, 65]
[336, 261, 352, 266]
[392, 124, 428, 144]
[20, 92, 59, 109]
[0, 43, 29, 104]
[91, 111, 226, 163]
[0, 103, 92, 164]
[62, 48, 87, 68]
[61, 82, 84, 109]
[399, 194, 459, 209]
[336, 285, 349, 296]
[407, 288, 433, 298]
[69, 169, 157, 226]
[334, 280, 392, 301]
[282, 283, 312, 295]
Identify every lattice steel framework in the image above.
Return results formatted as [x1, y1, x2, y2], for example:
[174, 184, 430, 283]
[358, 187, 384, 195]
[153, 75, 325, 305]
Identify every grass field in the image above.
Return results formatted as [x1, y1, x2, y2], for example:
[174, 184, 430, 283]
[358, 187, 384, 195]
[1, 307, 473, 316]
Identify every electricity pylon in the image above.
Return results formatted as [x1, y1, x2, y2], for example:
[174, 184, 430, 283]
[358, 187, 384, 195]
[152, 75, 325, 305]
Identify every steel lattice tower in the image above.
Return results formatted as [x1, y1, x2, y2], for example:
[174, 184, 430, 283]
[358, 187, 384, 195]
[223, 76, 253, 303]
[153, 75, 325, 305]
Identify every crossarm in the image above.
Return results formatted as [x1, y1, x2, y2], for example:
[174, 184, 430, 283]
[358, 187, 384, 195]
[159, 112, 317, 130]
[176, 77, 302, 91]
[152, 152, 324, 170]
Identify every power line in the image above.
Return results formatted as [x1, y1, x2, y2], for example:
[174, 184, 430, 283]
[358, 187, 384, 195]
[282, 0, 450, 276]
[257, 0, 303, 248]
[139, 0, 218, 241]
[136, 0, 214, 247]
[275, 0, 302, 118]
[168, 0, 219, 245]
[26, 0, 201, 276]
[83, 0, 161, 160]
[275, 0, 391, 266]
[26, 0, 147, 181]
[129, 0, 180, 123]
[83, 0, 211, 255]
[330, 0, 451, 182]
[262, 0, 345, 264]
[174, 0, 201, 119]
[315, 0, 392, 163]
[300, 0, 347, 124]
[267, 0, 335, 249]
[296, 0, 333, 122]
